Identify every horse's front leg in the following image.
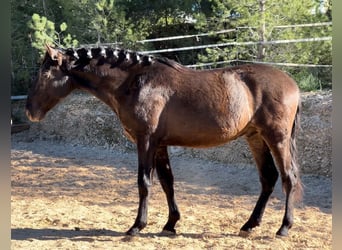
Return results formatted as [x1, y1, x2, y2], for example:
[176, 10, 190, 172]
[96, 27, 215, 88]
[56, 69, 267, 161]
[126, 136, 156, 236]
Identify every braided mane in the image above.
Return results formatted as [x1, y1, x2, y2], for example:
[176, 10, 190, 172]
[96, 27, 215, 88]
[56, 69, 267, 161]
[62, 46, 186, 71]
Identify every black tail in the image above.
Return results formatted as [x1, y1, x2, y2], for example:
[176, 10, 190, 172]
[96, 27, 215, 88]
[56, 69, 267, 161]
[290, 97, 303, 202]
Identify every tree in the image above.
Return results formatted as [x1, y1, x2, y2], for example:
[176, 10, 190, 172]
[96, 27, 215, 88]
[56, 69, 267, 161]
[194, 0, 331, 64]
[28, 13, 78, 56]
[11, 0, 150, 95]
[11, 0, 59, 94]
[117, 0, 208, 62]
[118, 0, 196, 28]
[193, 0, 331, 88]
[11, 0, 331, 95]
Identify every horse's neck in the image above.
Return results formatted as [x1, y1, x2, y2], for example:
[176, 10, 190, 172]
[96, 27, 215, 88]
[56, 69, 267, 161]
[70, 68, 127, 113]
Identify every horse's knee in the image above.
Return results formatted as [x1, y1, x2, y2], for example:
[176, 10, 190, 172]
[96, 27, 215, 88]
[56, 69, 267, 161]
[138, 175, 152, 196]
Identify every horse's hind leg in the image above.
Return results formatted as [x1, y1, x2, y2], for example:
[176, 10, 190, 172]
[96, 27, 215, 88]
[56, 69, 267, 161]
[239, 133, 279, 237]
[155, 146, 180, 234]
[266, 136, 302, 237]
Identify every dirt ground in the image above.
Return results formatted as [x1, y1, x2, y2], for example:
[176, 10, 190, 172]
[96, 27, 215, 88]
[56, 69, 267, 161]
[11, 131, 332, 250]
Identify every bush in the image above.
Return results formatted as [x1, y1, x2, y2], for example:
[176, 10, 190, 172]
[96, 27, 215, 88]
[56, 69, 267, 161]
[290, 68, 331, 92]
[297, 72, 322, 91]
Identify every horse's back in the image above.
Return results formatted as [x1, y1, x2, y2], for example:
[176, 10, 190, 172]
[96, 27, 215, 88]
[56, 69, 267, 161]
[227, 63, 299, 97]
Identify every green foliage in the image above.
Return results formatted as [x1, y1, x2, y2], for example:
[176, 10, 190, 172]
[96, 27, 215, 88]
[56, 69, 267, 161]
[28, 13, 78, 57]
[60, 22, 67, 32]
[11, 1, 44, 95]
[289, 67, 332, 91]
[296, 71, 322, 91]
[195, 0, 329, 63]
[11, 0, 332, 95]
[193, 0, 331, 90]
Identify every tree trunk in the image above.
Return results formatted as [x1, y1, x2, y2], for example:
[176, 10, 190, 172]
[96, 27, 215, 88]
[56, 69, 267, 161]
[257, 0, 266, 60]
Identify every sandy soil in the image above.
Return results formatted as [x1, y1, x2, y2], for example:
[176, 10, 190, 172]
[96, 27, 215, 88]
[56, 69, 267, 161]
[11, 134, 331, 249]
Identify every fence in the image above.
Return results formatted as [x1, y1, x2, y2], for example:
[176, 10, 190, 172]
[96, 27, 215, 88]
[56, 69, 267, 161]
[80, 21, 332, 69]
[12, 21, 332, 99]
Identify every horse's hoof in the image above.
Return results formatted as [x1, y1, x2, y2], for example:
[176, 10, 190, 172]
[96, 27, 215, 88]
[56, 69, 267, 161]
[239, 229, 252, 238]
[160, 229, 176, 236]
[276, 228, 289, 237]
[126, 227, 140, 236]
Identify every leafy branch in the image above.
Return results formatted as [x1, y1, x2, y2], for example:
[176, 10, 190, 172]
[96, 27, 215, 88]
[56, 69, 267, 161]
[28, 13, 78, 57]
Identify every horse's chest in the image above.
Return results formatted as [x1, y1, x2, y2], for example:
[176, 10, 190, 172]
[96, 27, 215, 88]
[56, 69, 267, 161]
[118, 86, 169, 135]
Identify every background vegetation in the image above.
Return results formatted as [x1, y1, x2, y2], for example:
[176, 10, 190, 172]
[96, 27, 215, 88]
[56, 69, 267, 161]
[11, 0, 332, 95]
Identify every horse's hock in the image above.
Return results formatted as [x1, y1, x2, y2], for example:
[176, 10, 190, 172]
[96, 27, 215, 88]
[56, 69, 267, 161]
[13, 90, 332, 177]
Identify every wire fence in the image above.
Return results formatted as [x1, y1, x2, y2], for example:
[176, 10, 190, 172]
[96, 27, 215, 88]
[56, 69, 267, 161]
[70, 21, 332, 69]
[12, 21, 332, 99]
[186, 60, 333, 69]
[141, 37, 332, 54]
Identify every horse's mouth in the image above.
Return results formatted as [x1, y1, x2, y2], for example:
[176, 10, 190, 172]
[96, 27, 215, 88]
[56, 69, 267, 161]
[25, 109, 44, 122]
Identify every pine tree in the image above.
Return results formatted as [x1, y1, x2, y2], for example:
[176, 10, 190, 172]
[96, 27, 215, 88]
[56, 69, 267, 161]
[194, 0, 331, 65]
[28, 13, 78, 56]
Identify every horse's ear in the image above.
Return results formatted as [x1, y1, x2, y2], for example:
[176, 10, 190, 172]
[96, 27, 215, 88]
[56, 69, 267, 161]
[45, 44, 64, 66]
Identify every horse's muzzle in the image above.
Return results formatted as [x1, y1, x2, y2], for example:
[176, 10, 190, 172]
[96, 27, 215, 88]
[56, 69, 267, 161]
[25, 108, 43, 122]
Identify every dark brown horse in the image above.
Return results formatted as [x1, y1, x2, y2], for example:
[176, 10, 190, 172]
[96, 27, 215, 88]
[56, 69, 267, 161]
[26, 45, 302, 237]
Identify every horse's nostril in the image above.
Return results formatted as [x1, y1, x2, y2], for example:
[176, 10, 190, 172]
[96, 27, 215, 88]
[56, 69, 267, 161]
[25, 109, 32, 120]
[25, 107, 41, 122]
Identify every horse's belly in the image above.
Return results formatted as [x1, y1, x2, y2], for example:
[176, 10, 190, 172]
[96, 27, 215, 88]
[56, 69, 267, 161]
[161, 124, 244, 148]
[164, 137, 233, 148]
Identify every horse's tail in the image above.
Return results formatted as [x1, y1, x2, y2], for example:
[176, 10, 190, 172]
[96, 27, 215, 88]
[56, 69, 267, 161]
[290, 96, 303, 202]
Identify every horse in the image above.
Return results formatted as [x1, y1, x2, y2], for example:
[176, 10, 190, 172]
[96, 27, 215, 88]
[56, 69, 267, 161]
[26, 45, 302, 237]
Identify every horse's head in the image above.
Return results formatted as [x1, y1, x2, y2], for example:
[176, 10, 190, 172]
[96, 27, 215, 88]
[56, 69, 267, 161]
[26, 45, 75, 121]
[26, 45, 155, 122]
